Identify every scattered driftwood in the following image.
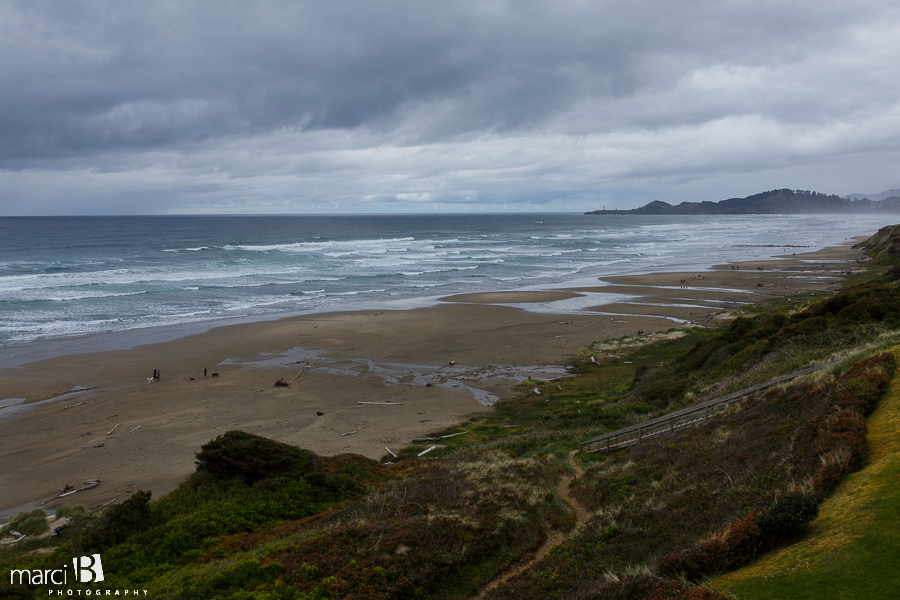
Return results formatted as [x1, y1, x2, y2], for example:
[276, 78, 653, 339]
[607, 353, 620, 359]
[412, 437, 440, 442]
[58, 481, 100, 497]
[106, 423, 120, 436]
[418, 445, 438, 456]
[130, 425, 140, 433]
[420, 419, 431, 423]
[81, 442, 105, 449]
[440, 431, 467, 439]
[63, 401, 84, 410]
[9, 531, 26, 543]
[358, 402, 404, 405]
[274, 378, 290, 388]
[385, 446, 397, 457]
[341, 430, 358, 436]
[288, 370, 303, 384]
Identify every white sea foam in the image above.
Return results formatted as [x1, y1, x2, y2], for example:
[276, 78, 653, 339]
[0, 213, 893, 348]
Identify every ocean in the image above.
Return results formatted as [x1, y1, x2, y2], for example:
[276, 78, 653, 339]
[0, 213, 893, 355]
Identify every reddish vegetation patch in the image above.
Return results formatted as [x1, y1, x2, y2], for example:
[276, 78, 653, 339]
[485, 352, 895, 599]
[659, 352, 894, 581]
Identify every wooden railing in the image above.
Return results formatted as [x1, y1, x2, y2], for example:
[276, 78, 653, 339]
[579, 361, 838, 454]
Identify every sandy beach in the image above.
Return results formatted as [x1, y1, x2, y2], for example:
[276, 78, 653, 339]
[0, 242, 869, 518]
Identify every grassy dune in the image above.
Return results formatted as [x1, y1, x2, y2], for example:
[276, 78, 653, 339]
[714, 346, 900, 600]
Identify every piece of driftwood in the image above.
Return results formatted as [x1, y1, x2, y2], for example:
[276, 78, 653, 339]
[341, 430, 358, 436]
[288, 370, 303, 384]
[274, 378, 290, 388]
[130, 425, 140, 433]
[358, 402, 404, 405]
[80, 442, 105, 449]
[412, 436, 440, 442]
[9, 531, 26, 543]
[106, 423, 120, 435]
[89, 498, 117, 513]
[418, 445, 437, 456]
[533, 387, 541, 395]
[440, 431, 467, 439]
[385, 446, 397, 457]
[58, 482, 99, 497]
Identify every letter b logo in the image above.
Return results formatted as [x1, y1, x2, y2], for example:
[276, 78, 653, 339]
[73, 554, 104, 583]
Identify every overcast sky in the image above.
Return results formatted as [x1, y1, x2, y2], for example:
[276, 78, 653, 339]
[1, 1, 899, 215]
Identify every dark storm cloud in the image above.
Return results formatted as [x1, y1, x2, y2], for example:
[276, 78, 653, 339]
[0, 0, 898, 213]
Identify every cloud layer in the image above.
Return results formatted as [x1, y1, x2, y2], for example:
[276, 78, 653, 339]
[2, 1, 899, 214]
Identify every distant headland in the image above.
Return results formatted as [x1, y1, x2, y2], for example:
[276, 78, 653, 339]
[586, 188, 900, 215]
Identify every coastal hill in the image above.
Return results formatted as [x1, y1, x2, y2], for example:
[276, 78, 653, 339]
[587, 188, 900, 215]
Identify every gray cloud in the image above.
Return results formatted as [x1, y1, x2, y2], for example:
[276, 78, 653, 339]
[0, 0, 898, 213]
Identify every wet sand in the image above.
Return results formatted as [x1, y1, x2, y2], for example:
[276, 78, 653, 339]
[0, 241, 869, 518]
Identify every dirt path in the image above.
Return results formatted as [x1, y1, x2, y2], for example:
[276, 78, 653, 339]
[475, 450, 590, 598]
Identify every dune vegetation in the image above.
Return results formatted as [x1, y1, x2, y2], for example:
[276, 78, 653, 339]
[4, 225, 900, 599]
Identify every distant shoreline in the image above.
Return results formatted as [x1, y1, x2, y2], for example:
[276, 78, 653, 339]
[586, 188, 900, 215]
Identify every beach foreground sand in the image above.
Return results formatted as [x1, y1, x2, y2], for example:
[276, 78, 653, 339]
[0, 242, 869, 517]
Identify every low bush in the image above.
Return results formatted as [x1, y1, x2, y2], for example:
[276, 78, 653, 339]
[79, 490, 152, 550]
[195, 430, 318, 484]
[3, 508, 48, 536]
[756, 492, 819, 546]
[55, 504, 88, 521]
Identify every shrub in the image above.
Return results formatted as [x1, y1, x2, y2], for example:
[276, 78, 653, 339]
[55, 504, 88, 521]
[81, 490, 152, 550]
[756, 492, 819, 546]
[195, 430, 318, 484]
[4, 508, 48, 535]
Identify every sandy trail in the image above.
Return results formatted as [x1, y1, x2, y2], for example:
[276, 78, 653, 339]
[476, 450, 590, 598]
